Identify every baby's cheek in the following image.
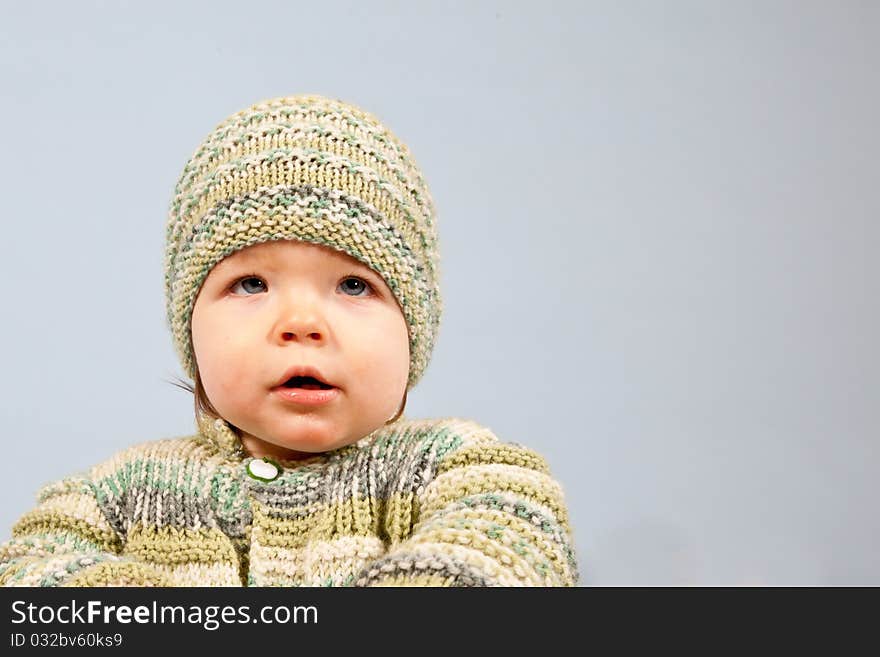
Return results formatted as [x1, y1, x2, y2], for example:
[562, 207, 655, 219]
[197, 353, 240, 399]
[367, 349, 409, 391]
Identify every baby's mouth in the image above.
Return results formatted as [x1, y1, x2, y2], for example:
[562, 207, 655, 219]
[281, 376, 335, 391]
[272, 374, 340, 406]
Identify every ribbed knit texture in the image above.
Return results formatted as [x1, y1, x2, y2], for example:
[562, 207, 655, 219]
[0, 416, 579, 587]
[165, 94, 442, 389]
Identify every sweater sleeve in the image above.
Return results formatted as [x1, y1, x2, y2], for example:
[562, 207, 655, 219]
[355, 418, 580, 587]
[0, 460, 173, 587]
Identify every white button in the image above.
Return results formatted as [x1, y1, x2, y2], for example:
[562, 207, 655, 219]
[247, 458, 280, 482]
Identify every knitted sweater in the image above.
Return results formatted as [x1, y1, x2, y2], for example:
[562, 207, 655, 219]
[0, 413, 579, 587]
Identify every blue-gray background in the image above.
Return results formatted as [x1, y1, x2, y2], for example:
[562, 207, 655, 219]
[1, 0, 877, 585]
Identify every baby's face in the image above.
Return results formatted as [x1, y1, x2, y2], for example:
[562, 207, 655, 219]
[191, 239, 410, 461]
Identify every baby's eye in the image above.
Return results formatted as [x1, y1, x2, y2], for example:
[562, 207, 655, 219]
[230, 276, 266, 295]
[228, 275, 374, 297]
[339, 276, 374, 297]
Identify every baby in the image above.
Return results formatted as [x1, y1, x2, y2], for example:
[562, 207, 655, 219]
[0, 95, 579, 586]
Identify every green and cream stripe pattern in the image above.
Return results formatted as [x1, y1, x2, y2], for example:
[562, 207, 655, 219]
[0, 416, 579, 586]
[165, 94, 442, 388]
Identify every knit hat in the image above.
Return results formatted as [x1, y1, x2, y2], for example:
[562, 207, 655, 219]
[164, 94, 442, 390]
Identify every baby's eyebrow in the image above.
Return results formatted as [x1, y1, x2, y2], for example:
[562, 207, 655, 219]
[221, 254, 378, 278]
[347, 261, 379, 276]
[218, 252, 278, 271]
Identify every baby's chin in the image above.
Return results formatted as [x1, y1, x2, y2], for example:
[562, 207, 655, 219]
[245, 422, 357, 459]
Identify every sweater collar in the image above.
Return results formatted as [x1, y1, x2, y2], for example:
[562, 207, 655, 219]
[196, 411, 246, 460]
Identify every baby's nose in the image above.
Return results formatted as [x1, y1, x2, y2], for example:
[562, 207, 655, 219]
[281, 329, 325, 342]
